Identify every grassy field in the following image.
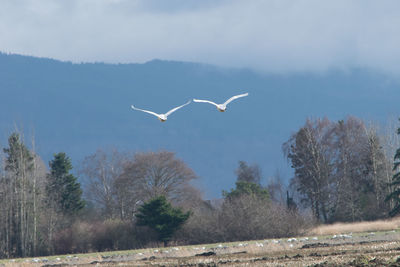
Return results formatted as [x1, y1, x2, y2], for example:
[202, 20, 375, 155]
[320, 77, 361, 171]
[309, 217, 400, 236]
[2, 218, 400, 266]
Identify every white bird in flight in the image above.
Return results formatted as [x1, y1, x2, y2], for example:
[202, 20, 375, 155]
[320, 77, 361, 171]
[193, 93, 248, 112]
[131, 100, 191, 122]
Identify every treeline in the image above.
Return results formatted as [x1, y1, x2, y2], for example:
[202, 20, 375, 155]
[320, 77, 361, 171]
[284, 116, 399, 222]
[0, 115, 400, 258]
[0, 134, 84, 258]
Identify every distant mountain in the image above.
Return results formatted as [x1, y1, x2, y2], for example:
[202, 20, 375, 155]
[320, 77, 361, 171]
[0, 52, 399, 198]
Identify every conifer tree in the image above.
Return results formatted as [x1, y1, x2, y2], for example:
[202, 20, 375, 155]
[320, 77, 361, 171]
[223, 181, 270, 201]
[223, 161, 269, 201]
[136, 195, 190, 246]
[387, 119, 400, 216]
[4, 133, 34, 174]
[46, 152, 85, 216]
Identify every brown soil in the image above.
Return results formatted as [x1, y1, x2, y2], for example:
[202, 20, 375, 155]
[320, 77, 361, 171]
[2, 231, 400, 266]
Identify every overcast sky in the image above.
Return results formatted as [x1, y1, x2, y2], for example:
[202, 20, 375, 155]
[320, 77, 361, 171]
[1, 0, 400, 74]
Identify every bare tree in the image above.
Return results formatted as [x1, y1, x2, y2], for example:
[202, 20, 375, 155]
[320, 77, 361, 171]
[381, 117, 400, 211]
[284, 116, 391, 223]
[283, 117, 335, 222]
[0, 132, 47, 257]
[30, 136, 48, 256]
[80, 148, 129, 219]
[30, 153, 47, 255]
[331, 117, 390, 221]
[331, 118, 365, 222]
[0, 148, 7, 257]
[115, 151, 197, 220]
[266, 169, 287, 204]
[363, 122, 391, 218]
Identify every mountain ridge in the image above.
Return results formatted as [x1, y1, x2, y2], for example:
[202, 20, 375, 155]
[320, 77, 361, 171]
[0, 52, 399, 198]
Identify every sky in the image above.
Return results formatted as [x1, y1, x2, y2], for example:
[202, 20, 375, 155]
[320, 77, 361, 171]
[1, 0, 400, 75]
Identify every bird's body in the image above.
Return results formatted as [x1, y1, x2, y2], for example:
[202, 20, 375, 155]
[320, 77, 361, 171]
[193, 93, 248, 112]
[131, 100, 191, 122]
[157, 114, 167, 122]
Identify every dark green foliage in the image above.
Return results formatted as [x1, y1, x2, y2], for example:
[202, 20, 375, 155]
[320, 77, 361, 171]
[387, 119, 400, 217]
[223, 181, 269, 201]
[3, 133, 33, 174]
[46, 152, 85, 215]
[135, 195, 191, 246]
[223, 161, 268, 201]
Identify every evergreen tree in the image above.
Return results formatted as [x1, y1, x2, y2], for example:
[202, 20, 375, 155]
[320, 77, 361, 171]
[136, 195, 190, 246]
[387, 119, 400, 216]
[46, 152, 85, 216]
[2, 132, 35, 257]
[235, 161, 261, 185]
[224, 161, 268, 201]
[223, 180, 269, 201]
[4, 133, 34, 174]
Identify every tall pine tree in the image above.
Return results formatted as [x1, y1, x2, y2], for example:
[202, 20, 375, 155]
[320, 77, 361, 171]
[46, 152, 85, 216]
[387, 119, 400, 216]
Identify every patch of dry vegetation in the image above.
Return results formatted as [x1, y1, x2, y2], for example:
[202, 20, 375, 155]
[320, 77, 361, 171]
[309, 216, 400, 236]
[2, 229, 400, 267]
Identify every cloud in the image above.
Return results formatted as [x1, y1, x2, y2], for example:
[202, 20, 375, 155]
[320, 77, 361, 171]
[1, 0, 400, 75]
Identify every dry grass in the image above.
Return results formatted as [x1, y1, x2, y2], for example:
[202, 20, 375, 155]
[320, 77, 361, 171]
[3, 218, 400, 266]
[309, 216, 400, 236]
[2, 229, 400, 266]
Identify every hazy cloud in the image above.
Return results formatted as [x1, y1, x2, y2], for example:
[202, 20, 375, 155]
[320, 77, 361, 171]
[1, 0, 400, 74]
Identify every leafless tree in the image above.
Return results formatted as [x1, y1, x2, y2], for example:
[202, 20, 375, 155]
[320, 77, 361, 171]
[80, 148, 130, 219]
[363, 122, 391, 218]
[331, 117, 390, 221]
[115, 151, 198, 220]
[284, 116, 391, 223]
[0, 132, 47, 257]
[380, 117, 400, 210]
[283, 117, 335, 222]
[266, 169, 287, 204]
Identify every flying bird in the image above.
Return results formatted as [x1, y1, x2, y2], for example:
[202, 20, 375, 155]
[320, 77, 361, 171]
[131, 100, 191, 122]
[193, 93, 248, 112]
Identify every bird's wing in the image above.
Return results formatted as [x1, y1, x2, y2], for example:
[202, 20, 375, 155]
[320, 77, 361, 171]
[193, 99, 219, 107]
[223, 93, 249, 106]
[131, 105, 161, 118]
[165, 100, 191, 116]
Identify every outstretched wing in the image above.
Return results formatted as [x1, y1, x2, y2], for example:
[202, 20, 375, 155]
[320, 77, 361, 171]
[223, 93, 249, 106]
[131, 105, 161, 118]
[165, 100, 191, 116]
[193, 98, 219, 107]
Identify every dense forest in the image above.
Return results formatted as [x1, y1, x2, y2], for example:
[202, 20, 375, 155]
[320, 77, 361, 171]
[0, 115, 399, 258]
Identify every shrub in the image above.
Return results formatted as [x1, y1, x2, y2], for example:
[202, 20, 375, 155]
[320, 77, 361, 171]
[53, 221, 92, 254]
[91, 219, 134, 251]
[177, 195, 314, 244]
